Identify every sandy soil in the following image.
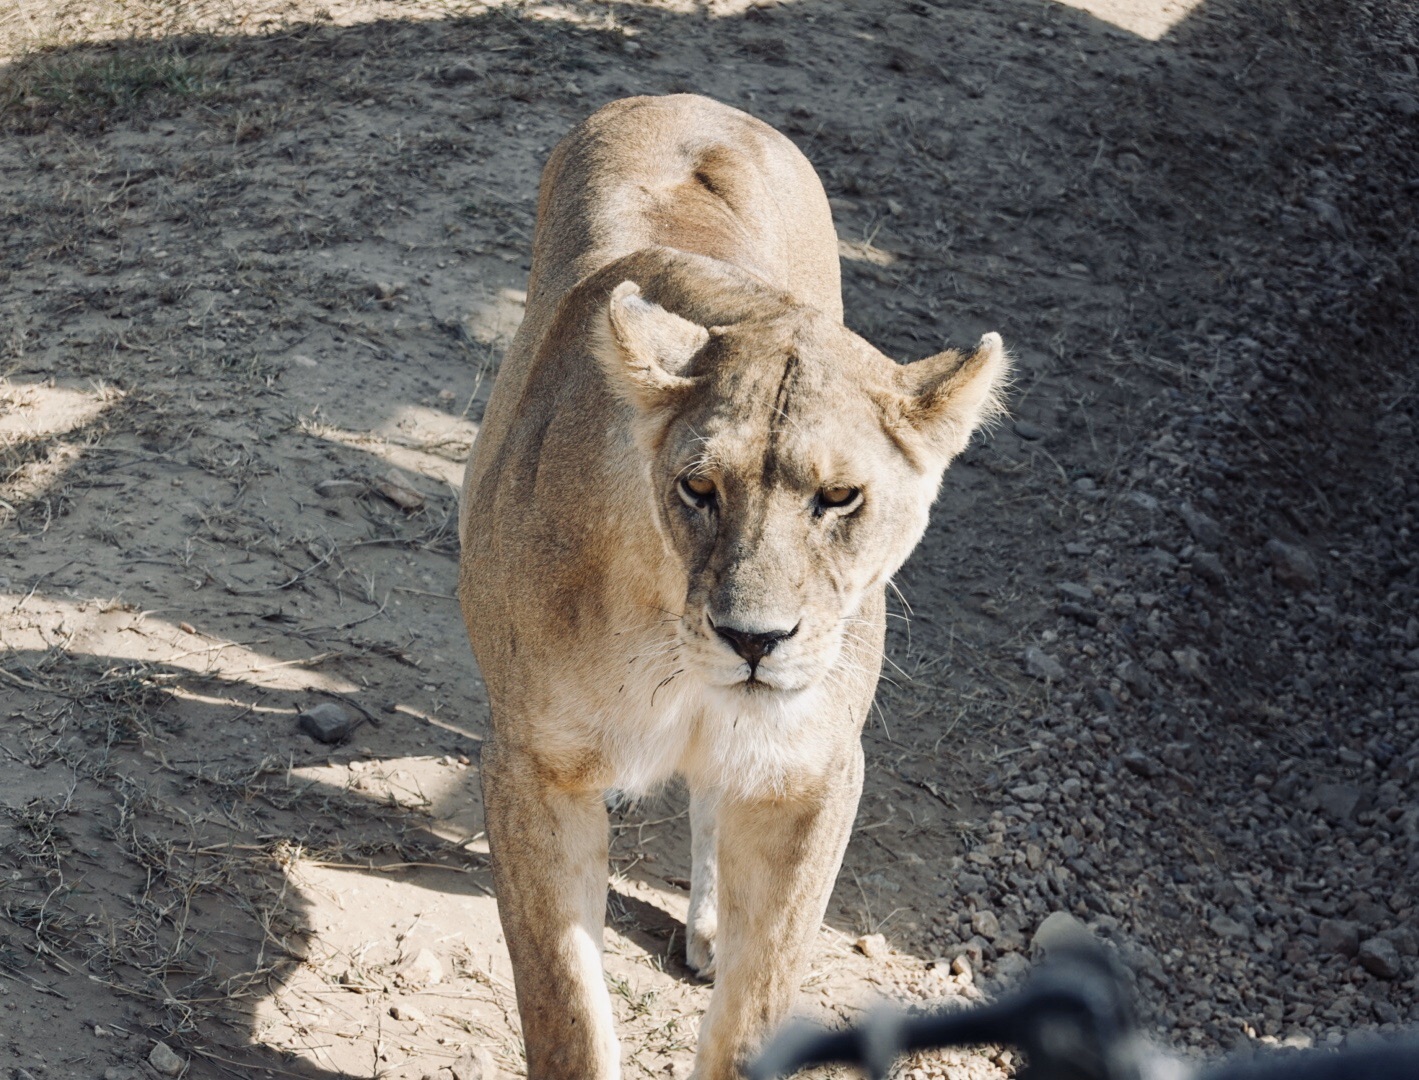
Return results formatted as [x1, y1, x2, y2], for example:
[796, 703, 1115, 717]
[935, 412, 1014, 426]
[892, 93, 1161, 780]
[1, 0, 1416, 1078]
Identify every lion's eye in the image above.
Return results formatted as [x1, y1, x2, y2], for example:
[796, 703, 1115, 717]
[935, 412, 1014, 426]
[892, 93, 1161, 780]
[678, 475, 717, 508]
[817, 486, 862, 512]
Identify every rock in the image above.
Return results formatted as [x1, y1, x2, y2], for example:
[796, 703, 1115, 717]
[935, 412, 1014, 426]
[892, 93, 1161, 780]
[957, 871, 988, 895]
[1379, 927, 1418, 957]
[854, 933, 889, 959]
[1264, 538, 1319, 589]
[315, 478, 365, 498]
[1171, 647, 1206, 681]
[375, 470, 427, 511]
[450, 1048, 496, 1080]
[1192, 551, 1227, 584]
[1383, 91, 1419, 117]
[1313, 783, 1362, 821]
[1210, 915, 1249, 940]
[1023, 646, 1066, 681]
[1304, 197, 1347, 236]
[1031, 911, 1089, 956]
[1117, 940, 1166, 986]
[1358, 937, 1402, 979]
[1124, 491, 1160, 511]
[398, 947, 445, 987]
[289, 353, 319, 368]
[390, 1003, 428, 1022]
[148, 1041, 185, 1077]
[1116, 659, 1152, 695]
[297, 702, 358, 745]
[1057, 582, 1094, 603]
[971, 910, 1001, 941]
[1317, 919, 1361, 958]
[991, 951, 1031, 984]
[1121, 750, 1158, 778]
[1179, 502, 1224, 548]
[950, 953, 973, 980]
[1349, 899, 1389, 928]
[433, 61, 486, 84]
[1013, 419, 1045, 441]
[1009, 783, 1047, 802]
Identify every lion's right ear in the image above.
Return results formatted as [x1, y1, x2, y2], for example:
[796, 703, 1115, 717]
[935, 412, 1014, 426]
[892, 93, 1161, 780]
[595, 281, 708, 410]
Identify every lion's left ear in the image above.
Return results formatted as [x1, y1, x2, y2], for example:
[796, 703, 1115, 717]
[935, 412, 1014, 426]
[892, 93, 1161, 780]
[881, 332, 1011, 466]
[595, 280, 708, 411]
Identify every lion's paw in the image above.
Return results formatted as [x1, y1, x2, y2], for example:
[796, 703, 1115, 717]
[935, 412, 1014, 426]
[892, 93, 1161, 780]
[686, 926, 717, 981]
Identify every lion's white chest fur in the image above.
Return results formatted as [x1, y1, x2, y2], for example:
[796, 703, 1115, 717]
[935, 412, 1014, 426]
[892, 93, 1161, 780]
[587, 636, 836, 800]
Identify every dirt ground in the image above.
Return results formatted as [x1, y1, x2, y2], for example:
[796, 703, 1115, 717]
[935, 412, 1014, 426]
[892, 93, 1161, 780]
[1, 0, 1417, 1078]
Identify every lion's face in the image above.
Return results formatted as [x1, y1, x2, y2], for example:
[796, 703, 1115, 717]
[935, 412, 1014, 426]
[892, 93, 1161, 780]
[597, 282, 1008, 697]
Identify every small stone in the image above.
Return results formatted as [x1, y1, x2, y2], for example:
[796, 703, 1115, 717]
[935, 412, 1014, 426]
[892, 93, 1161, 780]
[390, 1003, 428, 1022]
[1023, 646, 1067, 681]
[104, 1069, 142, 1080]
[1025, 843, 1043, 869]
[1171, 647, 1206, 681]
[1304, 197, 1347, 236]
[1124, 491, 1160, 511]
[1009, 783, 1047, 802]
[399, 948, 444, 987]
[854, 933, 889, 959]
[1264, 538, 1319, 588]
[886, 198, 905, 216]
[971, 910, 1001, 940]
[1317, 919, 1361, 958]
[297, 702, 357, 745]
[1358, 937, 1403, 979]
[450, 1047, 496, 1080]
[1121, 750, 1158, 778]
[289, 353, 319, 368]
[1383, 91, 1419, 116]
[436, 61, 485, 84]
[991, 952, 1031, 984]
[957, 871, 988, 895]
[1012, 419, 1046, 441]
[1179, 502, 1224, 548]
[148, 1041, 185, 1076]
[1313, 783, 1362, 821]
[1031, 911, 1089, 955]
[1057, 582, 1094, 603]
[950, 953, 973, 980]
[1379, 927, 1418, 957]
[315, 478, 366, 498]
[1192, 551, 1227, 584]
[1210, 915, 1249, 940]
[375, 471, 426, 511]
[1116, 659, 1152, 695]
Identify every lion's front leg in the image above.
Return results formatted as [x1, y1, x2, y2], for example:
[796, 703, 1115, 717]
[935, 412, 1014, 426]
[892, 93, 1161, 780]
[480, 738, 620, 1080]
[690, 747, 865, 1080]
[687, 789, 720, 980]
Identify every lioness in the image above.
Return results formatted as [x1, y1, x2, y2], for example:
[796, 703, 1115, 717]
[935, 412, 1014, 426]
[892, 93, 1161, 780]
[458, 94, 1007, 1080]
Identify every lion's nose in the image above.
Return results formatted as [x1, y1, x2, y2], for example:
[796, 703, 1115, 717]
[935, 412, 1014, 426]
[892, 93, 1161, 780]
[711, 621, 798, 668]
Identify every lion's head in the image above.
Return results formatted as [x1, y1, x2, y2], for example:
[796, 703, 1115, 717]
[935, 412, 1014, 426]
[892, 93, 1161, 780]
[596, 278, 1008, 697]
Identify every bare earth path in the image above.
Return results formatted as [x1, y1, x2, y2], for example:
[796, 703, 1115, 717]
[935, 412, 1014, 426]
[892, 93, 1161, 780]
[1, 1, 1416, 1078]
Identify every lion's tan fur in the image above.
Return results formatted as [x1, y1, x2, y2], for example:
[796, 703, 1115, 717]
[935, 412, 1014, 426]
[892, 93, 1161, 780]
[457, 94, 1008, 1080]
